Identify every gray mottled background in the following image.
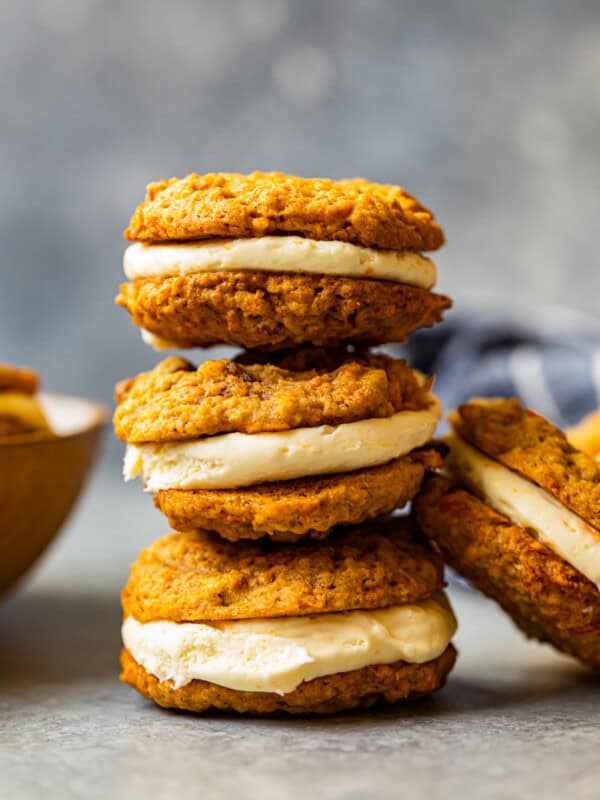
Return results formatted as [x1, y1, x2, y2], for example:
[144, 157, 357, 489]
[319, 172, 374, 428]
[2, 0, 599, 397]
[1, 0, 599, 476]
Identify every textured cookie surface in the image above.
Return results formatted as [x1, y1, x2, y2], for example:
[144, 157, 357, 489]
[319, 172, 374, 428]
[452, 398, 600, 530]
[155, 450, 441, 542]
[116, 271, 451, 350]
[0, 364, 39, 394]
[124, 172, 444, 252]
[415, 476, 600, 670]
[122, 519, 445, 623]
[121, 644, 456, 715]
[114, 351, 431, 443]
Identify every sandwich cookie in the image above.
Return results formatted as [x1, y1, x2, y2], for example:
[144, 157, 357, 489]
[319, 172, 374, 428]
[120, 519, 457, 714]
[0, 364, 51, 437]
[415, 398, 600, 669]
[114, 350, 442, 541]
[117, 172, 451, 350]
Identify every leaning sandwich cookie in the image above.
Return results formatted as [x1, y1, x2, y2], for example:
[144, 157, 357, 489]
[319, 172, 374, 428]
[415, 397, 600, 670]
[120, 519, 458, 714]
[116, 172, 451, 350]
[114, 350, 442, 541]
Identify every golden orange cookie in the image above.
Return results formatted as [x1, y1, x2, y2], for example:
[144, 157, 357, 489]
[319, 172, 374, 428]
[415, 475, 600, 670]
[124, 172, 444, 251]
[122, 521, 445, 624]
[155, 450, 441, 542]
[116, 271, 451, 351]
[114, 351, 432, 443]
[120, 644, 457, 715]
[118, 171, 450, 350]
[120, 517, 457, 715]
[451, 398, 600, 530]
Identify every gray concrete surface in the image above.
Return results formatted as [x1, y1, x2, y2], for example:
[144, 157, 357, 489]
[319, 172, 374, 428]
[2, 468, 599, 800]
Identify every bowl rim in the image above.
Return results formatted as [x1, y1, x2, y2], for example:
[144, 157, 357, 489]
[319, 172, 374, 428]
[0, 392, 108, 447]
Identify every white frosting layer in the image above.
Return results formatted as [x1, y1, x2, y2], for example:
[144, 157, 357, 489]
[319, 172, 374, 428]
[123, 394, 441, 490]
[122, 593, 456, 694]
[140, 329, 177, 351]
[447, 433, 600, 588]
[123, 237, 437, 288]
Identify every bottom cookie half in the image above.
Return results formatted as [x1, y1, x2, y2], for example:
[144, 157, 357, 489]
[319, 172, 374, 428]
[154, 452, 439, 542]
[121, 645, 456, 715]
[415, 476, 600, 670]
[116, 271, 451, 350]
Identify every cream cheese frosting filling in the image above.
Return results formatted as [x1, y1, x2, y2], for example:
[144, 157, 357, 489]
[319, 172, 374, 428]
[140, 329, 177, 351]
[0, 391, 50, 432]
[123, 236, 437, 288]
[123, 394, 441, 491]
[122, 593, 457, 694]
[447, 432, 600, 589]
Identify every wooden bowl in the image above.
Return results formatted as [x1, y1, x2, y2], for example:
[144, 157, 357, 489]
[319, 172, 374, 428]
[0, 393, 107, 595]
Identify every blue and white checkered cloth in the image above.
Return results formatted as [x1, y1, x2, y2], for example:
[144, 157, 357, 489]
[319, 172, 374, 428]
[400, 307, 600, 430]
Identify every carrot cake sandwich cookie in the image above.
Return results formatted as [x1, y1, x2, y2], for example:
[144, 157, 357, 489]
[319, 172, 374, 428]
[120, 518, 458, 714]
[114, 349, 443, 541]
[415, 397, 600, 669]
[0, 364, 52, 437]
[116, 172, 451, 350]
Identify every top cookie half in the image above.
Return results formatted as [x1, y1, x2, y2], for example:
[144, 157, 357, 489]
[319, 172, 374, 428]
[117, 172, 450, 350]
[124, 172, 444, 251]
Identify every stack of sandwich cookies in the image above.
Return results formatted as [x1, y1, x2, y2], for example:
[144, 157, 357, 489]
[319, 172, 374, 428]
[415, 398, 600, 670]
[115, 171, 457, 714]
[117, 172, 450, 350]
[120, 520, 457, 714]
